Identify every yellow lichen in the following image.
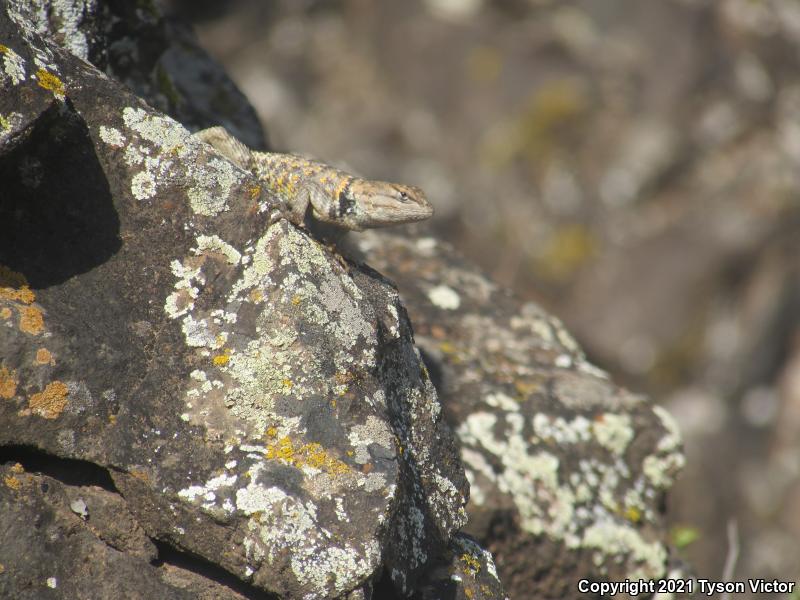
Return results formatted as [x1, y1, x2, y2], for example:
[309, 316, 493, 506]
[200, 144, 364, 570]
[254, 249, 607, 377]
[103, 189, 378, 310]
[249, 289, 264, 303]
[281, 378, 293, 390]
[3, 475, 20, 490]
[0, 366, 17, 399]
[19, 305, 44, 335]
[291, 294, 302, 306]
[35, 68, 65, 99]
[10, 463, 23, 474]
[625, 506, 642, 523]
[0, 265, 35, 304]
[212, 348, 231, 366]
[461, 552, 481, 576]
[0, 307, 11, 320]
[265, 436, 350, 475]
[0, 44, 7, 53]
[249, 185, 262, 200]
[28, 381, 68, 418]
[108, 414, 117, 425]
[35, 348, 53, 365]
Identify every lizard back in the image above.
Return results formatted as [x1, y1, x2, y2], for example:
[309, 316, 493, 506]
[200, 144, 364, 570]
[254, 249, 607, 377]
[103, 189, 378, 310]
[251, 152, 357, 206]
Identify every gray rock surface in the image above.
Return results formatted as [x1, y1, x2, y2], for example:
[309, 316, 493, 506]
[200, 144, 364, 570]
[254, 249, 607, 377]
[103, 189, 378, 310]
[0, 2, 472, 598]
[356, 230, 690, 599]
[1, 1, 692, 599]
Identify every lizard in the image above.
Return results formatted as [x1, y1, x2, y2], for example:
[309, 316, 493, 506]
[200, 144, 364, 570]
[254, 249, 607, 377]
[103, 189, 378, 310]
[194, 126, 433, 231]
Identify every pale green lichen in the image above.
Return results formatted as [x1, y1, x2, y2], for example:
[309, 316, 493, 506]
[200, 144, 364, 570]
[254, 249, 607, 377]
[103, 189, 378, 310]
[592, 413, 634, 456]
[195, 234, 242, 265]
[130, 170, 157, 200]
[224, 337, 305, 431]
[643, 406, 685, 487]
[459, 402, 674, 580]
[582, 520, 667, 579]
[484, 392, 518, 411]
[98, 125, 125, 148]
[107, 106, 247, 215]
[532, 413, 592, 444]
[186, 157, 239, 216]
[0, 110, 23, 144]
[643, 452, 685, 488]
[236, 468, 380, 597]
[0, 44, 26, 86]
[164, 258, 203, 319]
[8, 0, 94, 60]
[652, 405, 682, 452]
[348, 416, 395, 464]
[164, 225, 375, 437]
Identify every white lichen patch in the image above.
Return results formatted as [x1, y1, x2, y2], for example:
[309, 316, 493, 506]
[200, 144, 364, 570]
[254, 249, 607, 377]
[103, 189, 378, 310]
[458, 403, 673, 580]
[164, 223, 382, 444]
[236, 469, 380, 597]
[223, 336, 308, 431]
[187, 157, 240, 216]
[484, 392, 518, 411]
[0, 44, 26, 85]
[7, 0, 94, 61]
[348, 416, 395, 464]
[532, 413, 592, 445]
[652, 405, 682, 452]
[642, 406, 685, 488]
[427, 284, 461, 310]
[105, 106, 247, 214]
[178, 471, 238, 514]
[592, 413, 634, 456]
[98, 125, 125, 148]
[555, 354, 573, 368]
[0, 111, 23, 142]
[582, 519, 667, 580]
[643, 452, 685, 488]
[195, 234, 242, 265]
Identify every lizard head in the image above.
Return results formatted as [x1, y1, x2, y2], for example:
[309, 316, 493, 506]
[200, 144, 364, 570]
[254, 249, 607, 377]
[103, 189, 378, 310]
[335, 180, 434, 231]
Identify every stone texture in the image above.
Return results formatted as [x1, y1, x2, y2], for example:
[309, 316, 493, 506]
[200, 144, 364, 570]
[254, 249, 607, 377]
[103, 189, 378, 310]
[356, 230, 690, 599]
[0, 2, 470, 598]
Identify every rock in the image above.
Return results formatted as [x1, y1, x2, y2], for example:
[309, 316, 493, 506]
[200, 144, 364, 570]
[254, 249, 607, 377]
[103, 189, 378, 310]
[413, 533, 508, 600]
[0, 462, 195, 600]
[355, 230, 690, 599]
[0, 2, 469, 598]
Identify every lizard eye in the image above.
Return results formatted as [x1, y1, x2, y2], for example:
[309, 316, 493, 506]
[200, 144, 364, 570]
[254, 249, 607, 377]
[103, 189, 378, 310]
[398, 191, 411, 203]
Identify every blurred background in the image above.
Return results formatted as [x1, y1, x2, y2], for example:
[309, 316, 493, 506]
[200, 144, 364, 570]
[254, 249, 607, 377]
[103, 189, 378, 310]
[163, 0, 800, 593]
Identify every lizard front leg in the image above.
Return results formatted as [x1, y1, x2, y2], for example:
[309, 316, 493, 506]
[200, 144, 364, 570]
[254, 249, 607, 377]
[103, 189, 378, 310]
[280, 181, 324, 227]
